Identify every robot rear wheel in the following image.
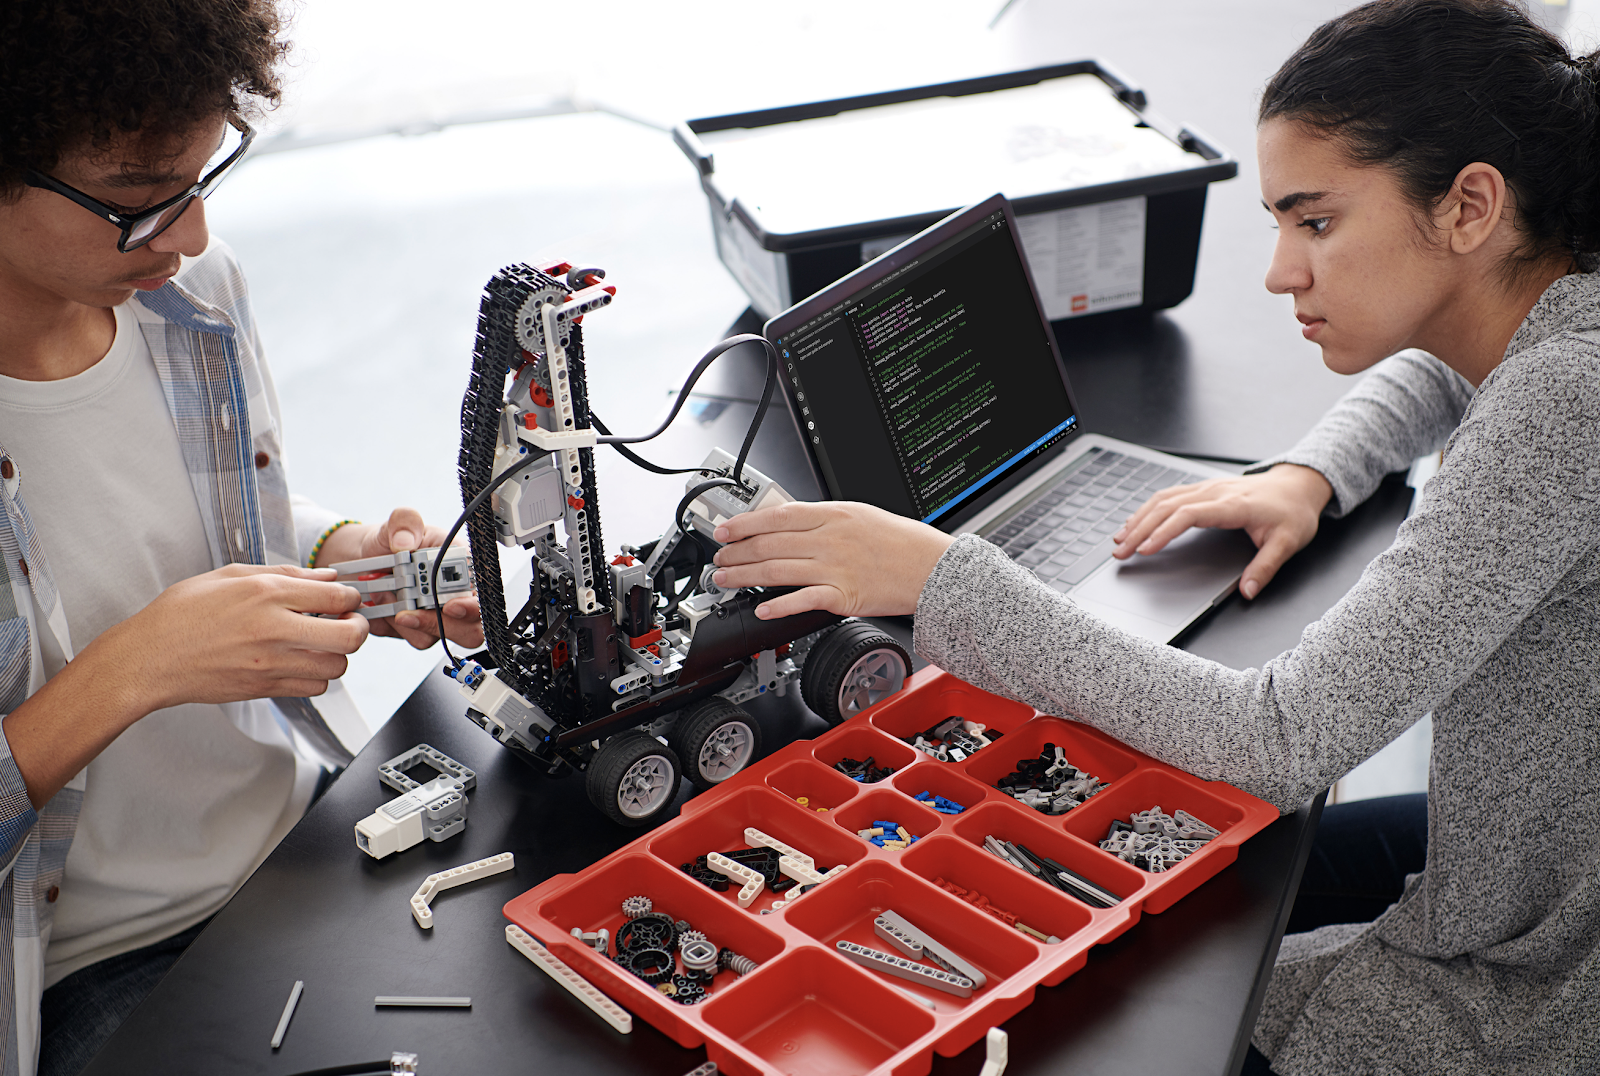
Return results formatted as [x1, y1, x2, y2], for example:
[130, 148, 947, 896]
[670, 697, 762, 791]
[801, 621, 911, 727]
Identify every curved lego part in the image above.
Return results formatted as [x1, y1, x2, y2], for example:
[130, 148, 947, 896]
[410, 852, 515, 929]
[505, 925, 632, 1034]
[705, 851, 764, 908]
[979, 1028, 1009, 1076]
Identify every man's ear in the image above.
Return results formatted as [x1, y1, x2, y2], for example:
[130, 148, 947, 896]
[1441, 161, 1508, 255]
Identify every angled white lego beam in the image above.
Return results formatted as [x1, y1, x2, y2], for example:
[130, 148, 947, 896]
[409, 852, 514, 928]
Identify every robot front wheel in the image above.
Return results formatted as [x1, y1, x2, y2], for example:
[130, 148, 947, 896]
[586, 733, 682, 828]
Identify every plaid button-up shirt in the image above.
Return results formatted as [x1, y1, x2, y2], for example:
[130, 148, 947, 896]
[0, 241, 342, 1073]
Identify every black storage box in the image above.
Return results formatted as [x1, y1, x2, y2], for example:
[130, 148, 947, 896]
[674, 61, 1236, 322]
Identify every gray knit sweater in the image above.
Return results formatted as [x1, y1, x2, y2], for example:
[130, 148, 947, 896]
[912, 272, 1600, 1075]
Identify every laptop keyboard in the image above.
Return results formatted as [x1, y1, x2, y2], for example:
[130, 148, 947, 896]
[987, 449, 1206, 593]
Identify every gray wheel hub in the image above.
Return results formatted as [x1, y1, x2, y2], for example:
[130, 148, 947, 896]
[616, 754, 674, 819]
[839, 647, 908, 715]
[696, 722, 755, 783]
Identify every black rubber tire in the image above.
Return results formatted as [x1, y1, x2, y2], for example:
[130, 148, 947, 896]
[670, 697, 763, 791]
[800, 620, 911, 726]
[585, 733, 681, 827]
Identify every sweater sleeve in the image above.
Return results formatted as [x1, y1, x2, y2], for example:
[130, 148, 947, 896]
[1248, 350, 1475, 517]
[912, 341, 1600, 812]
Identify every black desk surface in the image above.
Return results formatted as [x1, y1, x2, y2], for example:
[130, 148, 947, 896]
[83, 338, 1409, 1076]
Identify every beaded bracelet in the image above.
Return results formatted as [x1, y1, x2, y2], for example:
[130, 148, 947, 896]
[308, 519, 360, 568]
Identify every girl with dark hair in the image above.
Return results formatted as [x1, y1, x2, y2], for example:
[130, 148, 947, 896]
[711, 1, 1600, 1070]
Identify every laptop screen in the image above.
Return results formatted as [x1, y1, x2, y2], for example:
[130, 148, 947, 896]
[767, 196, 1079, 528]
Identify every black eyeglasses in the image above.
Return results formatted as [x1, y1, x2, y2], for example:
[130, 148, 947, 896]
[23, 114, 255, 253]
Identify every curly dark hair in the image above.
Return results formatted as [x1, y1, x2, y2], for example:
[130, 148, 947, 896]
[0, 0, 287, 194]
[1261, 0, 1600, 277]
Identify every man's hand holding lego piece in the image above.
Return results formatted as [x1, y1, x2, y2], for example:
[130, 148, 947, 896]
[711, 502, 954, 620]
[313, 506, 485, 649]
[3, 563, 369, 808]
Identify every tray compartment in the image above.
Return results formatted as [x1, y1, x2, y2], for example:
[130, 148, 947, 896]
[948, 801, 1148, 913]
[962, 716, 1142, 800]
[811, 725, 917, 780]
[888, 766, 992, 817]
[784, 860, 1037, 1030]
[829, 788, 946, 849]
[1060, 767, 1251, 912]
[766, 758, 863, 813]
[868, 683, 1034, 749]
[900, 835, 1093, 949]
[700, 946, 936, 1076]
[648, 786, 865, 913]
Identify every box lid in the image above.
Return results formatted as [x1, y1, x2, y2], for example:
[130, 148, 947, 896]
[676, 61, 1236, 252]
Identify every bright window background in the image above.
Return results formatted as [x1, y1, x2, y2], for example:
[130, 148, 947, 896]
[208, 0, 1589, 795]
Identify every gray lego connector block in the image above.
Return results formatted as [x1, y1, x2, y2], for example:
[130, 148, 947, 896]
[330, 547, 474, 621]
[355, 744, 476, 859]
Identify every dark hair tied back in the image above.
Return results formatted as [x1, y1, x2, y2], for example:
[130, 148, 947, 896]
[1261, 0, 1600, 272]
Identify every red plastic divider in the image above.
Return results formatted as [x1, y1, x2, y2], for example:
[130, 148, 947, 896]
[504, 666, 1278, 1076]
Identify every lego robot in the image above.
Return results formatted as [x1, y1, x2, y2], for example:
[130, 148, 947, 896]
[428, 262, 910, 826]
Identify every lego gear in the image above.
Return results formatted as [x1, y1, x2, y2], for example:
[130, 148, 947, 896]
[621, 895, 652, 919]
[627, 947, 675, 985]
[678, 930, 708, 949]
[616, 911, 677, 954]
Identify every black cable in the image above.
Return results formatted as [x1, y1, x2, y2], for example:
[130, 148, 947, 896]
[731, 335, 778, 485]
[590, 412, 699, 475]
[594, 333, 778, 453]
[284, 1061, 395, 1076]
[430, 449, 549, 673]
[675, 478, 740, 538]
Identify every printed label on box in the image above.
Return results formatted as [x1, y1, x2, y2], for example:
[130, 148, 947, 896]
[1016, 196, 1146, 320]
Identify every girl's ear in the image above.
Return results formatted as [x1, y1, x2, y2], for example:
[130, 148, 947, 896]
[1440, 161, 1509, 255]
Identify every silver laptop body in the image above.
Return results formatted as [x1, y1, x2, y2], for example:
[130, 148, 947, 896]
[764, 194, 1252, 644]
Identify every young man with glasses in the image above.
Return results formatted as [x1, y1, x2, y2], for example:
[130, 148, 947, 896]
[0, 5, 483, 1072]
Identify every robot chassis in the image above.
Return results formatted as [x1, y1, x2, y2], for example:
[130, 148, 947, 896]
[425, 262, 910, 827]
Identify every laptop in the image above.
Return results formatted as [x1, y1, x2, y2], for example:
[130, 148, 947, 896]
[762, 193, 1255, 643]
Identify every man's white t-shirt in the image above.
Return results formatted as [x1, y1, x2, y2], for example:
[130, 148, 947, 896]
[0, 302, 317, 987]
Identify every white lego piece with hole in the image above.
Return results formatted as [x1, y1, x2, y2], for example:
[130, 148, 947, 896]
[778, 854, 824, 886]
[743, 827, 813, 870]
[979, 1027, 1009, 1076]
[505, 925, 632, 1034]
[706, 851, 765, 908]
[409, 852, 514, 928]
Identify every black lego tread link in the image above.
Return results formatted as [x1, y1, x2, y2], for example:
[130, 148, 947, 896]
[458, 264, 612, 711]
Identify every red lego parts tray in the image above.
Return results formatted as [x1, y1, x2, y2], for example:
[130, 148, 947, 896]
[504, 667, 1278, 1076]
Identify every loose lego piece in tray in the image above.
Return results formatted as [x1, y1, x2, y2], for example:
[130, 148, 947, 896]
[912, 790, 966, 814]
[903, 715, 998, 762]
[834, 755, 895, 782]
[835, 907, 989, 998]
[681, 828, 846, 907]
[931, 876, 1061, 943]
[978, 836, 1122, 908]
[993, 743, 1107, 816]
[1098, 806, 1220, 872]
[791, 796, 830, 813]
[856, 820, 922, 850]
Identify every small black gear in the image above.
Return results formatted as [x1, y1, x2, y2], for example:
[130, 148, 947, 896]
[626, 947, 675, 985]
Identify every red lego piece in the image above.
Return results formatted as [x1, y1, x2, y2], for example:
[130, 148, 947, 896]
[567, 494, 585, 511]
[629, 627, 663, 649]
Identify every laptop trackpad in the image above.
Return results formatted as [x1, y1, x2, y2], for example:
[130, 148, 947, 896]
[1073, 527, 1256, 629]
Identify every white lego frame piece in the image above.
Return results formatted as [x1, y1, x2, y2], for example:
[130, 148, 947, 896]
[506, 925, 633, 1034]
[706, 851, 765, 908]
[409, 851, 514, 928]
